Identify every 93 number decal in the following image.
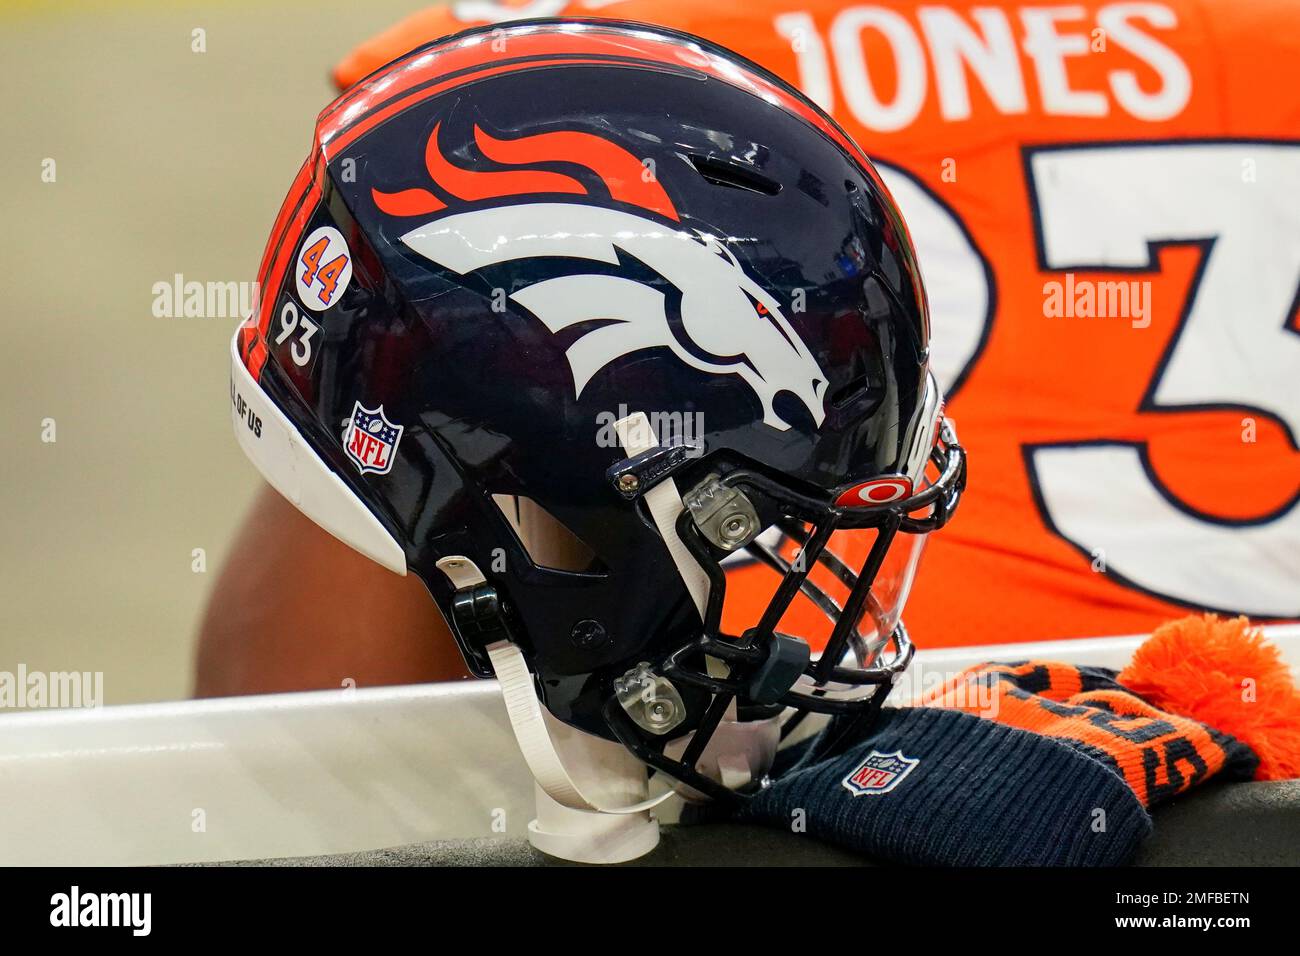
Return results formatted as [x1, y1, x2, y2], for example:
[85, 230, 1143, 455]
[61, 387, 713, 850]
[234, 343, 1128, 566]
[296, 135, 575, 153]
[274, 300, 319, 368]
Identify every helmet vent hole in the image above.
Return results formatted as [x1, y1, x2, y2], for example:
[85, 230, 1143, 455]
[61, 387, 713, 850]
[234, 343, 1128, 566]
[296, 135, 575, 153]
[490, 494, 605, 574]
[830, 348, 884, 410]
[830, 374, 870, 409]
[687, 155, 782, 196]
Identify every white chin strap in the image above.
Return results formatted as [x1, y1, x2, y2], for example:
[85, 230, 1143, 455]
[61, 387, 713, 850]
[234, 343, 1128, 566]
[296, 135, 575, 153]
[612, 412, 711, 620]
[437, 411, 768, 815]
[436, 553, 673, 815]
[488, 639, 672, 814]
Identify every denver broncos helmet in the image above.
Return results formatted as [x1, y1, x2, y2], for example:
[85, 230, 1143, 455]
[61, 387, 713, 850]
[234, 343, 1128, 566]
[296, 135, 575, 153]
[230, 18, 965, 801]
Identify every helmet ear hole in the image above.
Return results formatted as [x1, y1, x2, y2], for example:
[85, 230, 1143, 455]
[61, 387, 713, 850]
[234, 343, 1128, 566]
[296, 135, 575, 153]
[491, 494, 604, 574]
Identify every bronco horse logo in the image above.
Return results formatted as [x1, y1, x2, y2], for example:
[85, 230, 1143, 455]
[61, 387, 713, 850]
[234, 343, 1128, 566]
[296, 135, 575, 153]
[371, 122, 828, 431]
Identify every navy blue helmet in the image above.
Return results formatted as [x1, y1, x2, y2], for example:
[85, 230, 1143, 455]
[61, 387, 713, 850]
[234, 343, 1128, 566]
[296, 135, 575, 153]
[231, 18, 965, 800]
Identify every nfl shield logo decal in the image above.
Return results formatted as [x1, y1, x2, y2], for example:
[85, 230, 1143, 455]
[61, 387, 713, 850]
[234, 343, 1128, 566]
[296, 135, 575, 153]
[343, 402, 403, 475]
[842, 750, 919, 796]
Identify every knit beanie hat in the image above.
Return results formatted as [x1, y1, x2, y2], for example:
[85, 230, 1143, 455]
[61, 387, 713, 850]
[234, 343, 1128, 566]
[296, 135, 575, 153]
[726, 615, 1294, 865]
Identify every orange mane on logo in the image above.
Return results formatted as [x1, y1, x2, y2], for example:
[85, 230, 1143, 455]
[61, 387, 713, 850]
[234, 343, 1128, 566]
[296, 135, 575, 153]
[371, 123, 678, 221]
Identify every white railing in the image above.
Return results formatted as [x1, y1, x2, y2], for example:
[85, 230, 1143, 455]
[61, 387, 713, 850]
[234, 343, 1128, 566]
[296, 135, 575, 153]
[1, 626, 1296, 865]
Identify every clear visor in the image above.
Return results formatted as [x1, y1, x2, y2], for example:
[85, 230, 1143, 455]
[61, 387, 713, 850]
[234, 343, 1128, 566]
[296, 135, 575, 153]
[722, 523, 926, 667]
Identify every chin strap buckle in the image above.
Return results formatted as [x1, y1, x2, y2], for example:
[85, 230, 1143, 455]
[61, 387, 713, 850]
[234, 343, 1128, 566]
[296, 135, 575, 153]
[448, 582, 514, 648]
[435, 556, 515, 674]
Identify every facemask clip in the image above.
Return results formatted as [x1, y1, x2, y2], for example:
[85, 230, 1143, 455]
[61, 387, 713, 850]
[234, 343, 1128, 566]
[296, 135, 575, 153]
[683, 473, 761, 552]
[614, 663, 687, 736]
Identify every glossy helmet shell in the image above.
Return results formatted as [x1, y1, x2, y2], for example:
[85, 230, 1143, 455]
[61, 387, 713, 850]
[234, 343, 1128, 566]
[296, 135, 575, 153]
[231, 19, 936, 741]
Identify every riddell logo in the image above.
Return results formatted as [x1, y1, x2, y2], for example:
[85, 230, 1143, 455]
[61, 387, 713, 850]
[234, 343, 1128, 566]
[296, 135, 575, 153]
[371, 121, 829, 431]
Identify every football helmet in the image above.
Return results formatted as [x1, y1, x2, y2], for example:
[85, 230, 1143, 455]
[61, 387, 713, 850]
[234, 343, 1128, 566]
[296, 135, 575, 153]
[230, 18, 965, 802]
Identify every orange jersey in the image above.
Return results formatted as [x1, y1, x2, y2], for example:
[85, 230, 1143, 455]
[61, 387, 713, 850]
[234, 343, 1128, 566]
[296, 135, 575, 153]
[334, 0, 1300, 648]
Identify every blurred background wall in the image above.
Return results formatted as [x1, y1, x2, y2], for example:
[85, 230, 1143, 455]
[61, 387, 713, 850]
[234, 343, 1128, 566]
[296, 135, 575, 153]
[0, 0, 436, 704]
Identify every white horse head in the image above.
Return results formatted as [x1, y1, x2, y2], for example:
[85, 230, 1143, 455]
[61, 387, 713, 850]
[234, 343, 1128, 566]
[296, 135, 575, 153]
[401, 203, 829, 430]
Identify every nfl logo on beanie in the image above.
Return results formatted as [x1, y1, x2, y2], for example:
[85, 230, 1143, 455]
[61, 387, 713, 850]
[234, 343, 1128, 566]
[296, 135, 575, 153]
[842, 751, 920, 796]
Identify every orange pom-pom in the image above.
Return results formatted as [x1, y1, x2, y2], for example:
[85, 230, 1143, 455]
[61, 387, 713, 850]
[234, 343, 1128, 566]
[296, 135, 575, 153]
[1119, 614, 1300, 781]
